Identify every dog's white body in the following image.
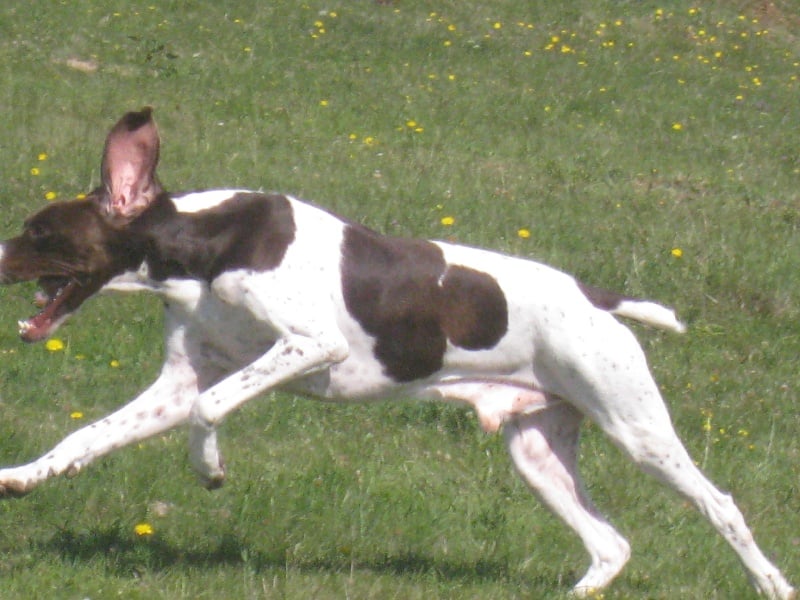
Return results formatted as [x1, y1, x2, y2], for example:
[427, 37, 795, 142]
[0, 110, 793, 598]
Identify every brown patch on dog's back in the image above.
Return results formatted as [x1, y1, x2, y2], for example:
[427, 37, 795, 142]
[341, 224, 508, 382]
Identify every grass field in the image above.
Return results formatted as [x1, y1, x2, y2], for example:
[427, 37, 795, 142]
[0, 0, 799, 597]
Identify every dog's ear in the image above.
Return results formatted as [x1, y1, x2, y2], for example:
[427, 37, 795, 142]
[100, 107, 162, 220]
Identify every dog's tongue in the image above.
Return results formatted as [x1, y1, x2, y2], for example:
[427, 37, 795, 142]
[19, 280, 79, 343]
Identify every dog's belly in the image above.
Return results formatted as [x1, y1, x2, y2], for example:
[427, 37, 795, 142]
[290, 339, 538, 403]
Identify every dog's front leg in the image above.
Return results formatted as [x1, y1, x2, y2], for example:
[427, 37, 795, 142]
[188, 331, 348, 485]
[0, 350, 198, 497]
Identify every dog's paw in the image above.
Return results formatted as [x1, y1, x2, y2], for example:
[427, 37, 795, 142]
[203, 473, 226, 491]
[0, 479, 32, 498]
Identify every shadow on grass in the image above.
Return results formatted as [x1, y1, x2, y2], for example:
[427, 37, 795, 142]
[36, 524, 563, 589]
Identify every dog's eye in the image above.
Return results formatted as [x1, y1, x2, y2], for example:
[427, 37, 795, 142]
[26, 222, 51, 240]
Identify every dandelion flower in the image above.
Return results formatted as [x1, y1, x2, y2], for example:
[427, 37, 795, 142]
[672, 123, 683, 131]
[440, 216, 455, 226]
[110, 359, 121, 368]
[134, 523, 154, 537]
[45, 191, 57, 201]
[70, 411, 84, 420]
[45, 338, 65, 352]
[30, 167, 40, 176]
[517, 228, 531, 239]
[38, 153, 48, 161]
[671, 247, 683, 258]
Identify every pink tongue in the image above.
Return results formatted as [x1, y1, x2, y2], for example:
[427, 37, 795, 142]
[20, 313, 53, 343]
[20, 280, 79, 342]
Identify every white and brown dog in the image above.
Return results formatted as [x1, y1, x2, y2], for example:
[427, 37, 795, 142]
[0, 109, 793, 598]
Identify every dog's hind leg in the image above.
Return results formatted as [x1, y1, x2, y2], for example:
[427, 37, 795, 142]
[598, 407, 795, 599]
[551, 322, 795, 599]
[503, 402, 631, 596]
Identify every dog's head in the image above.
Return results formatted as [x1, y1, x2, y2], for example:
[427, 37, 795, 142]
[0, 108, 163, 342]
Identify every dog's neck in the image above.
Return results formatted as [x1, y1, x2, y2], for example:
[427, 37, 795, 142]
[121, 192, 296, 284]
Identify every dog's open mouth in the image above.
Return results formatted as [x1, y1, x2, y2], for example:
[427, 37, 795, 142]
[18, 277, 80, 343]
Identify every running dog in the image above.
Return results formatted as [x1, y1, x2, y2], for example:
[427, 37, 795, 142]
[0, 109, 793, 598]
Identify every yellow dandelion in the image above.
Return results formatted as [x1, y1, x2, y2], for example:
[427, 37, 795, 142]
[440, 216, 455, 226]
[671, 122, 683, 131]
[38, 153, 48, 161]
[45, 338, 65, 352]
[134, 523, 154, 537]
[70, 411, 84, 420]
[671, 247, 683, 258]
[517, 228, 531, 239]
[30, 167, 41, 176]
[110, 359, 121, 368]
[319, 99, 329, 107]
[45, 191, 57, 201]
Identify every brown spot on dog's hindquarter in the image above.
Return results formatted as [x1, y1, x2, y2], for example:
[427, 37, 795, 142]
[341, 224, 508, 382]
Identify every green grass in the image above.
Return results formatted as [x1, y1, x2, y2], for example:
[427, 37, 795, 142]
[0, 0, 799, 597]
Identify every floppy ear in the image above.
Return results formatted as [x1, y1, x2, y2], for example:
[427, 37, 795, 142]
[100, 107, 162, 220]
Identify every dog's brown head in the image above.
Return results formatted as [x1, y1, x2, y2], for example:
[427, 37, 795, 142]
[0, 108, 162, 342]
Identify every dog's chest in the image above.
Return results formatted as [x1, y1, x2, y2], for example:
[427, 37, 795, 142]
[163, 281, 279, 368]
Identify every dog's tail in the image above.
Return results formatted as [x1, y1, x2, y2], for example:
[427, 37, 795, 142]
[578, 282, 687, 333]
